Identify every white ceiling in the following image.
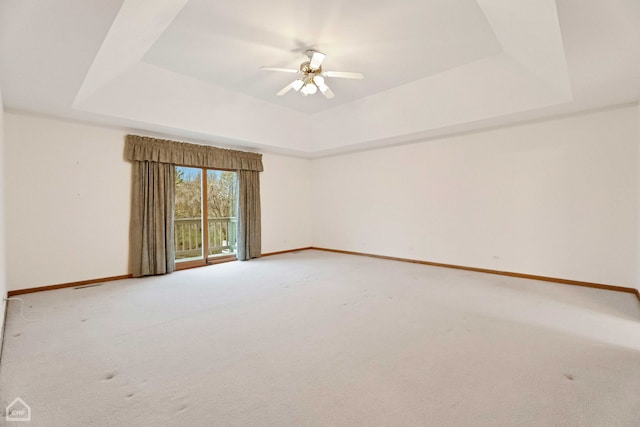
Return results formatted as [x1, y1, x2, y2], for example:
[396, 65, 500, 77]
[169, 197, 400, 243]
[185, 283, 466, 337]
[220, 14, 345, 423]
[1, 0, 639, 157]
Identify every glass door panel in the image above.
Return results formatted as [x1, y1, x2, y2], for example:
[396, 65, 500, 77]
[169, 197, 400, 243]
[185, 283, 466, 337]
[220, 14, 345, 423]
[207, 170, 238, 257]
[174, 166, 203, 261]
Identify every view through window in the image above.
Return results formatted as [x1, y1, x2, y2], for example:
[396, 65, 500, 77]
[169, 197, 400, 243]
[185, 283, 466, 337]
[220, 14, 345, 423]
[174, 166, 238, 263]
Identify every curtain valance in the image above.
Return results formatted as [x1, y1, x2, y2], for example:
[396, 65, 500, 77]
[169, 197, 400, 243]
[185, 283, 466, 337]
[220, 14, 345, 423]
[125, 135, 263, 172]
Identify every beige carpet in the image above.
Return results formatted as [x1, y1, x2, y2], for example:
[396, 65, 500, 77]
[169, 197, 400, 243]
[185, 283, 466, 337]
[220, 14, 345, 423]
[1, 250, 639, 426]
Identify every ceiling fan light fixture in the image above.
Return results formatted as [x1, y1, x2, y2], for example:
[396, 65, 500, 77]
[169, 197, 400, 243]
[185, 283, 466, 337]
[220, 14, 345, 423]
[308, 51, 326, 69]
[303, 83, 318, 95]
[292, 79, 304, 91]
[261, 50, 364, 99]
[314, 76, 331, 94]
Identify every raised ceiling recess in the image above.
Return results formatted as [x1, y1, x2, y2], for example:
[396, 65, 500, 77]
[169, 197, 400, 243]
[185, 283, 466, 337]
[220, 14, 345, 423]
[0, 0, 638, 157]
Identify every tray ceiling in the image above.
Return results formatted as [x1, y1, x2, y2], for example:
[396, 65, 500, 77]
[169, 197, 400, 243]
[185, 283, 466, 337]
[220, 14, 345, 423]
[0, 0, 638, 157]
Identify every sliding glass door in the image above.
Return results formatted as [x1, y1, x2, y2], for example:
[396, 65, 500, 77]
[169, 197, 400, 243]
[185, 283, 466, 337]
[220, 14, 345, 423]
[174, 166, 238, 266]
[206, 170, 238, 257]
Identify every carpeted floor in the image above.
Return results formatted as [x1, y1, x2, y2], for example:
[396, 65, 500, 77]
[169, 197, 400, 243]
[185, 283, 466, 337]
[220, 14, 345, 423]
[1, 250, 639, 426]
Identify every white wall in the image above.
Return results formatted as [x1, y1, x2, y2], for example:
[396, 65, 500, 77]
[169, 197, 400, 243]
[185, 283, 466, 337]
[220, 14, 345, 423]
[4, 113, 312, 291]
[261, 153, 312, 253]
[4, 114, 131, 291]
[312, 105, 639, 288]
[0, 89, 7, 338]
[637, 102, 640, 292]
[3, 105, 638, 291]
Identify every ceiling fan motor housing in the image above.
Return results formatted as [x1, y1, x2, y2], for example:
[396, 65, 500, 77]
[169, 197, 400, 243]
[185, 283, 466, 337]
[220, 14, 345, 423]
[300, 61, 322, 74]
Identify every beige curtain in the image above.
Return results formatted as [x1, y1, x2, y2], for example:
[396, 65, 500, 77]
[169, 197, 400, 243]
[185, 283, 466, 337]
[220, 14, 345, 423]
[130, 161, 176, 277]
[125, 134, 263, 271]
[237, 170, 261, 261]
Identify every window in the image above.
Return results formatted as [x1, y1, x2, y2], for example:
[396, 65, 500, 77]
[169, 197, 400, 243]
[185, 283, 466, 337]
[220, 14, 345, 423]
[174, 166, 238, 268]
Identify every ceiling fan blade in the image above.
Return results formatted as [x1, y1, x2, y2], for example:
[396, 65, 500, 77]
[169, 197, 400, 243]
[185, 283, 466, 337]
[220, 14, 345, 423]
[323, 71, 364, 79]
[309, 51, 326, 69]
[260, 66, 299, 73]
[276, 81, 296, 96]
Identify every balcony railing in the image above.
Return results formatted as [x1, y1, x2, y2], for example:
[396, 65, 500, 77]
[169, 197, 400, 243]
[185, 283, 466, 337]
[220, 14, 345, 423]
[174, 217, 237, 260]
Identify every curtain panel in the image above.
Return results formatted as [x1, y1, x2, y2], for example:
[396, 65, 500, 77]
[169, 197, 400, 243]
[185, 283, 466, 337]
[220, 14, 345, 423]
[125, 134, 263, 275]
[237, 170, 262, 261]
[125, 135, 263, 172]
[130, 161, 176, 277]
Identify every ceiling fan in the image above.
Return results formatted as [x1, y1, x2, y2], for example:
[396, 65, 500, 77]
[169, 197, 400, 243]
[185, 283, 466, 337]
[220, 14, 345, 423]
[260, 50, 364, 99]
